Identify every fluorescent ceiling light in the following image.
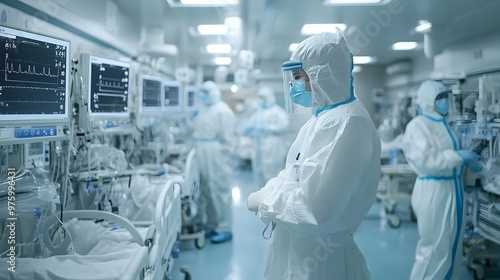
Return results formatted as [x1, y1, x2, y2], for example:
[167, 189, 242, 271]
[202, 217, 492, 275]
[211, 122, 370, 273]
[324, 0, 382, 4]
[231, 84, 239, 93]
[392, 42, 418, 51]
[353, 65, 362, 73]
[197, 25, 228, 35]
[206, 44, 231, 54]
[224, 16, 242, 29]
[232, 187, 241, 202]
[180, 0, 238, 5]
[289, 43, 300, 52]
[301, 24, 347, 35]
[214, 57, 232, 65]
[415, 21, 432, 33]
[353, 56, 375, 64]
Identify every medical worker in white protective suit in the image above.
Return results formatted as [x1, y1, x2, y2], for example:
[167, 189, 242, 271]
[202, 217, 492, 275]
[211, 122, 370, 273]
[402, 80, 482, 280]
[247, 30, 381, 279]
[192, 80, 236, 243]
[245, 86, 290, 187]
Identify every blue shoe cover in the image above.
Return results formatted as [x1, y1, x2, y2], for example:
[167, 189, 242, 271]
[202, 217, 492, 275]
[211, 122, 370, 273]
[205, 228, 217, 238]
[210, 232, 233, 243]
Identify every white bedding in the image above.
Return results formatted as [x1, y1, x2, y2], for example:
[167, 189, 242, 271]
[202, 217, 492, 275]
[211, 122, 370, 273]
[0, 219, 146, 280]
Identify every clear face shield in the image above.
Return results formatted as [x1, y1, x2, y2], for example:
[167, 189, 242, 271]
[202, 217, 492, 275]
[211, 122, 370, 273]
[281, 61, 312, 114]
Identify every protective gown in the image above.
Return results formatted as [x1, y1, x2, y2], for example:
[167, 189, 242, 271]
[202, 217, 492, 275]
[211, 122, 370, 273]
[402, 80, 465, 280]
[253, 32, 381, 280]
[192, 81, 236, 232]
[248, 87, 290, 187]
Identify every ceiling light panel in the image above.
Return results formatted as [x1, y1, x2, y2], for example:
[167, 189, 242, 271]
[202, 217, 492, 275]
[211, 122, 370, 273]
[197, 25, 228, 35]
[206, 44, 232, 54]
[301, 24, 347, 35]
[214, 57, 232, 65]
[392, 42, 418, 50]
[353, 56, 375, 64]
[353, 65, 362, 73]
[415, 21, 432, 33]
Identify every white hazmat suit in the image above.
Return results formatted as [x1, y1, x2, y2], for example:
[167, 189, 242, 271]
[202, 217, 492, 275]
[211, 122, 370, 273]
[247, 31, 381, 279]
[402, 80, 468, 280]
[192, 81, 236, 235]
[246, 86, 290, 187]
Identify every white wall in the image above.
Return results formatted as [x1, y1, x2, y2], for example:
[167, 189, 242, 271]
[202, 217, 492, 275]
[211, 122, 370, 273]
[354, 65, 387, 122]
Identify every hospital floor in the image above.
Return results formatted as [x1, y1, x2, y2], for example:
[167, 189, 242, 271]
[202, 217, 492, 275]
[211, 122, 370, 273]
[172, 168, 499, 280]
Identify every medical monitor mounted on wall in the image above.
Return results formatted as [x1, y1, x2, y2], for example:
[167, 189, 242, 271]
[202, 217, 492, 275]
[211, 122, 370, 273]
[139, 74, 163, 114]
[163, 80, 182, 113]
[0, 26, 70, 124]
[184, 85, 198, 112]
[84, 55, 130, 119]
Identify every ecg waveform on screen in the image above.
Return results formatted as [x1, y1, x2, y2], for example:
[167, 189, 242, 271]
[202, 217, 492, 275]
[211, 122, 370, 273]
[96, 77, 127, 94]
[4, 54, 60, 85]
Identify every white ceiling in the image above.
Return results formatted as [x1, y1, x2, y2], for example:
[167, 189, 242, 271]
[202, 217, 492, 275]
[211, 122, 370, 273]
[117, 0, 500, 75]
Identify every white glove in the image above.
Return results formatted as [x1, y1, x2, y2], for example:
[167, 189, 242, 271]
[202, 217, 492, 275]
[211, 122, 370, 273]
[247, 188, 271, 212]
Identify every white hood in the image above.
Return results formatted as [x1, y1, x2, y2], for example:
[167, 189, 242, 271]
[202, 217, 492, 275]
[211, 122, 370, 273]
[290, 31, 354, 114]
[416, 80, 450, 118]
[200, 80, 221, 105]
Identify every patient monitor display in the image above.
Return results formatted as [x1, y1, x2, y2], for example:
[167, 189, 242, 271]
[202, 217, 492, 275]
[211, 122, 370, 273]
[139, 75, 162, 113]
[184, 86, 198, 112]
[86, 55, 130, 117]
[0, 26, 70, 122]
[163, 81, 181, 112]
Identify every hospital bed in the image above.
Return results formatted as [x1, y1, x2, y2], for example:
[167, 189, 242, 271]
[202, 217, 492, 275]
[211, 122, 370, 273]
[72, 167, 184, 280]
[178, 149, 205, 249]
[377, 164, 417, 228]
[1, 210, 149, 280]
[0, 174, 183, 280]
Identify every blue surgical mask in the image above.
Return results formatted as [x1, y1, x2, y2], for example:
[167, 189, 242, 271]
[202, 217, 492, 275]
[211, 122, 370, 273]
[289, 80, 312, 108]
[258, 99, 265, 108]
[435, 98, 449, 115]
[200, 91, 210, 103]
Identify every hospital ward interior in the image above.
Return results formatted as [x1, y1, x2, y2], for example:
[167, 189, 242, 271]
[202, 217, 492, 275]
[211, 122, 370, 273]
[1, 0, 500, 279]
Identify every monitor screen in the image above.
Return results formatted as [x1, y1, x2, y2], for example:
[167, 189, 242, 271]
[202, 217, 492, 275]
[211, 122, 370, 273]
[87, 55, 130, 118]
[0, 26, 70, 122]
[163, 80, 181, 112]
[139, 74, 162, 113]
[184, 86, 198, 111]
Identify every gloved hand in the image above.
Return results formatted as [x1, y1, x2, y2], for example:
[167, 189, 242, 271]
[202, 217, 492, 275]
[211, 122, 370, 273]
[456, 149, 480, 163]
[466, 159, 484, 173]
[247, 188, 271, 212]
[189, 110, 199, 120]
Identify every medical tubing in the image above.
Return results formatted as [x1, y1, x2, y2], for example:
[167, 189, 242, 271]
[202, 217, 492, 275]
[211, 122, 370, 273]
[62, 127, 75, 216]
[0, 147, 7, 181]
[51, 142, 58, 182]
[53, 212, 75, 254]
[87, 140, 92, 175]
